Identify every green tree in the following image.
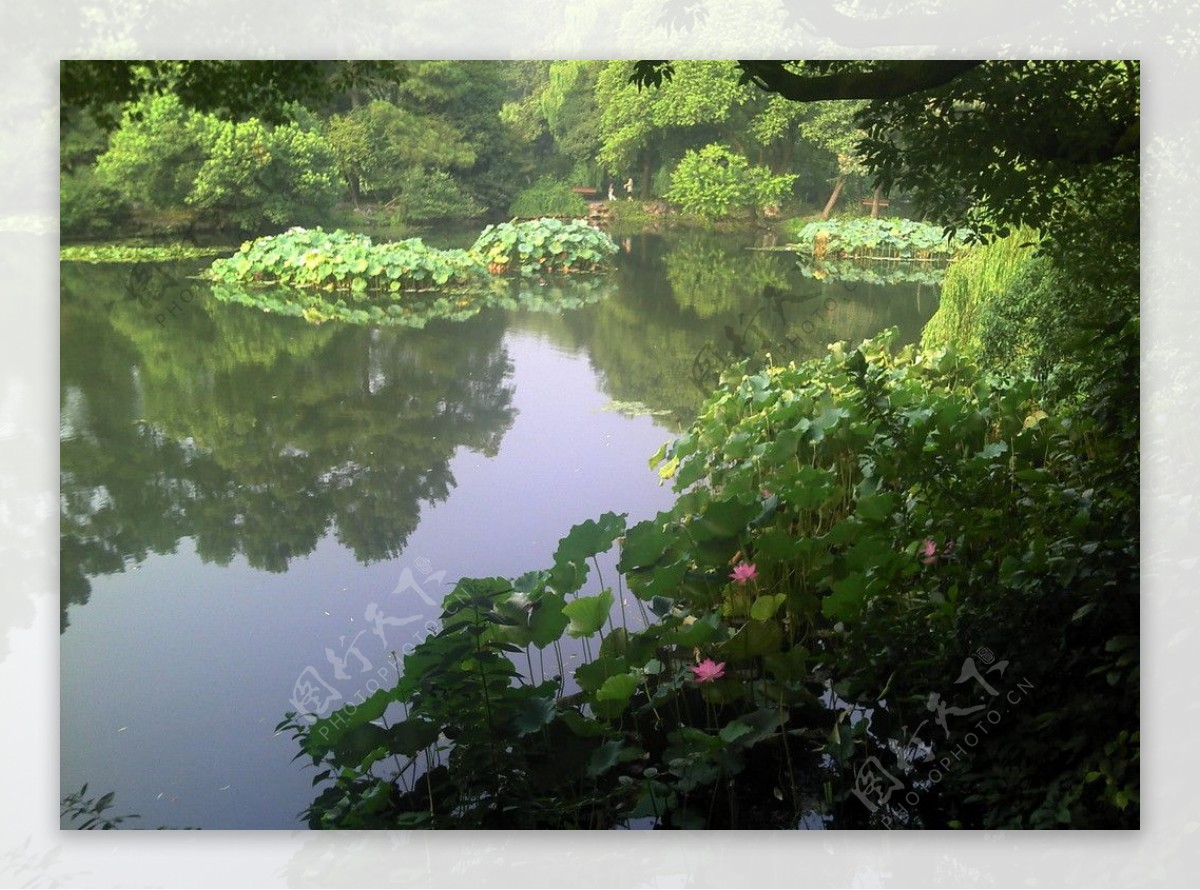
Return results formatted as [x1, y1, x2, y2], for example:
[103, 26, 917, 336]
[324, 99, 476, 207]
[189, 111, 342, 229]
[92, 93, 341, 231]
[60, 60, 405, 129]
[93, 93, 210, 211]
[596, 60, 748, 197]
[665, 143, 796, 220]
[635, 60, 1138, 238]
[392, 61, 530, 214]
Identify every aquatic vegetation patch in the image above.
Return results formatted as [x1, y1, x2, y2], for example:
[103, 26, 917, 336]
[799, 258, 948, 286]
[60, 243, 231, 263]
[206, 227, 491, 294]
[470, 218, 618, 276]
[203, 221, 619, 324]
[788, 217, 969, 261]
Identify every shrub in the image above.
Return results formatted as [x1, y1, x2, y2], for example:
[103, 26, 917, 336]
[508, 177, 589, 218]
[60, 167, 131, 236]
[920, 229, 1036, 355]
[389, 169, 485, 223]
[665, 144, 796, 220]
[188, 115, 342, 229]
[93, 93, 342, 232]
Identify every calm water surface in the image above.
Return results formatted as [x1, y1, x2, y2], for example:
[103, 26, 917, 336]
[60, 229, 938, 828]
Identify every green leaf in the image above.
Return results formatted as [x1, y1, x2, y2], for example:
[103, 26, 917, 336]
[586, 739, 642, 777]
[529, 591, 569, 648]
[665, 613, 719, 647]
[509, 694, 557, 736]
[719, 708, 784, 748]
[618, 515, 673, 571]
[563, 588, 614, 637]
[691, 498, 759, 543]
[385, 718, 441, 756]
[855, 492, 898, 522]
[301, 687, 393, 760]
[574, 656, 630, 693]
[720, 618, 783, 658]
[549, 513, 627, 594]
[750, 592, 786, 621]
[822, 573, 867, 622]
[594, 672, 639, 704]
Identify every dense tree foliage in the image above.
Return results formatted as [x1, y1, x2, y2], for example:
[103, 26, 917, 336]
[665, 144, 796, 220]
[634, 60, 1138, 239]
[91, 94, 342, 231]
[61, 59, 869, 235]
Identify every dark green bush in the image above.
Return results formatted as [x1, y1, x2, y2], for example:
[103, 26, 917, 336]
[60, 168, 130, 237]
[389, 169, 485, 223]
[665, 144, 796, 220]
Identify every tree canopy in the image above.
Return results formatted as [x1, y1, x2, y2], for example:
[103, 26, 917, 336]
[634, 60, 1139, 238]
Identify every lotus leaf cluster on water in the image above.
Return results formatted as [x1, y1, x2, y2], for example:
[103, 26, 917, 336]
[471, 217, 619, 276]
[789, 217, 969, 261]
[60, 244, 231, 263]
[201, 220, 620, 326]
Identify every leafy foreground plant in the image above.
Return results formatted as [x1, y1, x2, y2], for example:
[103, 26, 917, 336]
[61, 785, 139, 829]
[205, 221, 618, 325]
[286, 329, 1137, 829]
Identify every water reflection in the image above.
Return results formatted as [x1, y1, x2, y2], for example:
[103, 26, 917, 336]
[60, 262, 517, 631]
[542, 230, 938, 426]
[60, 234, 938, 631]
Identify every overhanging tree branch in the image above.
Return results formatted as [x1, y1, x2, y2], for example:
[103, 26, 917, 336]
[629, 60, 986, 100]
[734, 60, 987, 101]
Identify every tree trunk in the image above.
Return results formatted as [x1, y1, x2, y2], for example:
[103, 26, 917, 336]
[870, 184, 883, 218]
[821, 176, 845, 220]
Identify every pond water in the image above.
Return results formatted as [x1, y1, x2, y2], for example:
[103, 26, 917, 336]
[59, 228, 938, 829]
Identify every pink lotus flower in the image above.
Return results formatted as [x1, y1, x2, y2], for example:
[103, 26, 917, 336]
[920, 538, 956, 565]
[730, 562, 758, 585]
[690, 658, 727, 683]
